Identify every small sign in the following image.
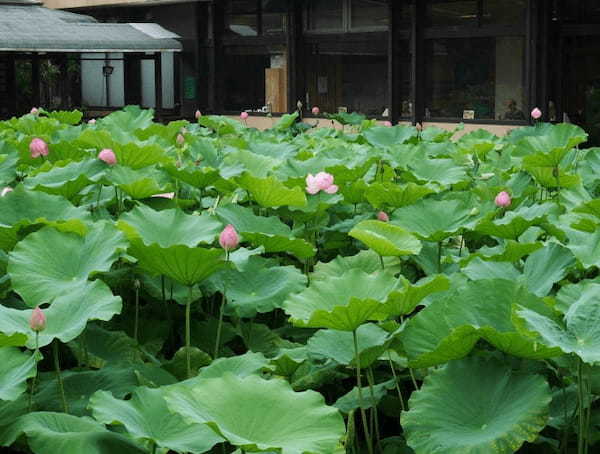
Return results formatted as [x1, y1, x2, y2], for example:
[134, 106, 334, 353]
[338, 107, 348, 113]
[463, 110, 475, 120]
[318, 76, 328, 94]
[184, 76, 196, 100]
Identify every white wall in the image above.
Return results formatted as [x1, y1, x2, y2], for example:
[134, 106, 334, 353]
[140, 52, 175, 109]
[81, 52, 125, 107]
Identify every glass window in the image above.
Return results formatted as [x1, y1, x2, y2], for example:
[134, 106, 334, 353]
[482, 0, 526, 25]
[560, 0, 600, 24]
[226, 0, 259, 37]
[424, 37, 526, 121]
[307, 0, 344, 31]
[426, 0, 478, 27]
[262, 0, 287, 34]
[350, 0, 389, 30]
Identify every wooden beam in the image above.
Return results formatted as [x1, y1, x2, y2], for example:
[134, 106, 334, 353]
[154, 52, 163, 113]
[286, 0, 304, 114]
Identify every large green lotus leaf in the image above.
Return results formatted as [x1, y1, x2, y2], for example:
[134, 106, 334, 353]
[391, 194, 480, 242]
[349, 220, 422, 257]
[363, 125, 417, 148]
[48, 110, 83, 125]
[463, 240, 543, 265]
[129, 240, 226, 286]
[403, 279, 561, 368]
[0, 347, 38, 401]
[365, 182, 434, 209]
[108, 166, 169, 199]
[0, 153, 18, 186]
[119, 205, 221, 248]
[284, 269, 400, 331]
[462, 258, 520, 281]
[381, 274, 450, 317]
[224, 148, 281, 177]
[523, 243, 575, 296]
[8, 222, 127, 306]
[474, 203, 555, 239]
[518, 123, 587, 165]
[216, 204, 315, 259]
[164, 163, 220, 189]
[402, 356, 551, 454]
[164, 374, 345, 454]
[237, 173, 307, 208]
[197, 352, 271, 380]
[212, 258, 307, 318]
[113, 142, 169, 169]
[526, 166, 580, 189]
[312, 250, 401, 281]
[90, 387, 223, 453]
[0, 412, 146, 454]
[334, 380, 396, 414]
[407, 158, 468, 186]
[565, 227, 600, 269]
[24, 159, 107, 200]
[307, 323, 390, 368]
[555, 279, 600, 314]
[0, 280, 121, 349]
[0, 186, 90, 250]
[516, 289, 600, 364]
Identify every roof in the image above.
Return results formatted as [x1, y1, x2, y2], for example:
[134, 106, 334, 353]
[0, 3, 182, 52]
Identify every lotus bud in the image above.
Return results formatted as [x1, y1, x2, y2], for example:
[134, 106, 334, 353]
[30, 107, 39, 115]
[88, 118, 96, 125]
[531, 108, 542, 120]
[383, 121, 392, 127]
[1, 187, 13, 197]
[195, 110, 202, 120]
[152, 192, 175, 199]
[29, 138, 49, 158]
[134, 279, 141, 290]
[240, 112, 249, 120]
[176, 133, 185, 146]
[98, 148, 117, 165]
[30, 306, 46, 332]
[377, 211, 389, 222]
[312, 106, 320, 115]
[495, 191, 511, 208]
[219, 224, 239, 251]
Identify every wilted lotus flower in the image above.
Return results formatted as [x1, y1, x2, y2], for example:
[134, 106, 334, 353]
[30, 107, 39, 116]
[195, 110, 202, 120]
[383, 121, 392, 127]
[312, 106, 320, 115]
[240, 111, 249, 120]
[531, 108, 542, 120]
[176, 133, 185, 146]
[495, 191, 511, 208]
[30, 306, 46, 332]
[88, 118, 96, 125]
[306, 172, 338, 195]
[29, 138, 49, 158]
[152, 192, 175, 199]
[219, 224, 239, 251]
[1, 187, 13, 197]
[377, 211, 389, 222]
[98, 148, 117, 165]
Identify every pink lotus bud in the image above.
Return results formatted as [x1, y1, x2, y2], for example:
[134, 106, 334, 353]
[306, 172, 337, 194]
[377, 211, 389, 222]
[176, 133, 185, 146]
[312, 106, 320, 115]
[29, 138, 49, 158]
[195, 110, 202, 120]
[324, 184, 338, 194]
[30, 107, 39, 115]
[305, 174, 320, 195]
[152, 192, 175, 199]
[240, 112, 249, 120]
[315, 172, 334, 191]
[1, 187, 13, 197]
[531, 108, 542, 120]
[219, 224, 239, 251]
[495, 191, 511, 208]
[98, 148, 117, 165]
[383, 121, 392, 127]
[88, 119, 96, 125]
[30, 306, 46, 332]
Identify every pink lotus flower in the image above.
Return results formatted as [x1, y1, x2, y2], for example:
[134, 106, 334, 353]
[240, 112, 249, 120]
[383, 121, 392, 127]
[1, 187, 13, 197]
[29, 138, 49, 158]
[195, 110, 202, 120]
[312, 106, 320, 115]
[377, 211, 389, 222]
[98, 148, 117, 165]
[30, 107, 39, 116]
[152, 192, 175, 199]
[219, 224, 239, 251]
[495, 191, 511, 208]
[30, 306, 46, 332]
[531, 108, 542, 120]
[176, 133, 185, 146]
[88, 119, 96, 125]
[306, 172, 338, 195]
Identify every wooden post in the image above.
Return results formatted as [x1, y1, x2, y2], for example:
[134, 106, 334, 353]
[206, 0, 224, 113]
[286, 0, 304, 114]
[410, 0, 425, 125]
[388, 1, 401, 125]
[154, 52, 163, 114]
[32, 54, 41, 109]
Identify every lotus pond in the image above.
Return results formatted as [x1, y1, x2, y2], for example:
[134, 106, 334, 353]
[0, 106, 599, 454]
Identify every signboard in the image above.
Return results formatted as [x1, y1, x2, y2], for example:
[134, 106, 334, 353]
[184, 76, 196, 100]
[463, 110, 475, 120]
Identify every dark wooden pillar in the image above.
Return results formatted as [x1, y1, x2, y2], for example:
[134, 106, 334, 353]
[286, 0, 304, 114]
[32, 54, 41, 109]
[388, 1, 401, 124]
[58, 54, 69, 110]
[526, 0, 539, 123]
[206, 0, 224, 113]
[410, 0, 425, 125]
[154, 52, 163, 114]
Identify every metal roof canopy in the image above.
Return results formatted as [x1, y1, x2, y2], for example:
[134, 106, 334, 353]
[0, 1, 182, 53]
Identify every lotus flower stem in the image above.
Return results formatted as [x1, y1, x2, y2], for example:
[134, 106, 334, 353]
[387, 351, 405, 411]
[577, 358, 591, 454]
[186, 286, 193, 379]
[28, 332, 39, 411]
[458, 236, 464, 257]
[379, 255, 384, 270]
[437, 241, 443, 273]
[134, 281, 140, 343]
[554, 166, 561, 204]
[352, 329, 373, 454]
[409, 368, 419, 391]
[366, 367, 381, 450]
[214, 289, 226, 359]
[52, 340, 69, 413]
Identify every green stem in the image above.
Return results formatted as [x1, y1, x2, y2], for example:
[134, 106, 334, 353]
[82, 329, 89, 367]
[353, 330, 373, 454]
[554, 166, 561, 204]
[437, 241, 443, 274]
[214, 251, 229, 359]
[387, 351, 405, 411]
[379, 255, 384, 270]
[134, 283, 139, 343]
[409, 367, 419, 391]
[28, 332, 39, 411]
[186, 286, 193, 379]
[366, 368, 381, 451]
[151, 442, 157, 454]
[95, 184, 102, 212]
[577, 358, 586, 454]
[53, 340, 69, 413]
